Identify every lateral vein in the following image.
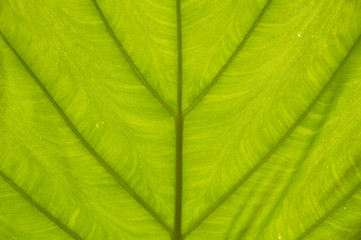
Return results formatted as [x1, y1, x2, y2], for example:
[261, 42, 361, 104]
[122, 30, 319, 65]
[296, 181, 361, 240]
[0, 171, 83, 240]
[183, 31, 361, 238]
[90, 0, 176, 118]
[1, 32, 172, 233]
[183, 0, 273, 117]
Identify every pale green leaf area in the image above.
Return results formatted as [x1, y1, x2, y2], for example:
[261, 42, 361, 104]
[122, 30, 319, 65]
[1, 0, 361, 239]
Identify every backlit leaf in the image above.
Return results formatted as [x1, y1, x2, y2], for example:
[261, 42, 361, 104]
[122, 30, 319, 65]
[1, 0, 361, 239]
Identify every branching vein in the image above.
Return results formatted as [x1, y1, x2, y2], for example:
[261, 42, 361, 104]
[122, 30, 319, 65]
[296, 181, 361, 239]
[0, 171, 83, 240]
[0, 32, 172, 233]
[183, 0, 273, 117]
[182, 30, 361, 239]
[90, 0, 176, 118]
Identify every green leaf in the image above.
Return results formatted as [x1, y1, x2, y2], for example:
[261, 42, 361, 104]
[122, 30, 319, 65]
[1, 0, 361, 239]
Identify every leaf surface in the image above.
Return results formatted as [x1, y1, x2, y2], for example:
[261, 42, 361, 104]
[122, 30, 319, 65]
[1, 0, 361, 239]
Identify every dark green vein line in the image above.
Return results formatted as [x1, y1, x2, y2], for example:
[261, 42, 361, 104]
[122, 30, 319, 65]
[182, 32, 361, 238]
[174, 0, 184, 239]
[182, 0, 273, 117]
[0, 171, 83, 240]
[296, 181, 361, 240]
[90, 0, 176, 118]
[254, 86, 342, 238]
[0, 32, 172, 233]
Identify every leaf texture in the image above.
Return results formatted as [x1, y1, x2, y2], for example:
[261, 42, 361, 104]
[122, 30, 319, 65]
[1, 0, 361, 239]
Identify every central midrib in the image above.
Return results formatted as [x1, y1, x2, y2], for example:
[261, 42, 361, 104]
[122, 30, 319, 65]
[174, 0, 184, 239]
[90, 0, 274, 238]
